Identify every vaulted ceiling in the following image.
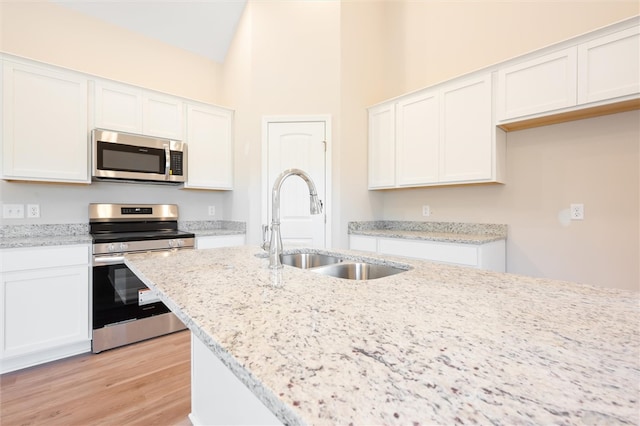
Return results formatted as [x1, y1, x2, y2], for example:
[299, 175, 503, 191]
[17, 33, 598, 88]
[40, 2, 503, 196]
[51, 0, 247, 63]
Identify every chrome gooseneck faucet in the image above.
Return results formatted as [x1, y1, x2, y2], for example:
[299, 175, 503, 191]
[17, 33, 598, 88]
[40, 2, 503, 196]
[263, 168, 323, 269]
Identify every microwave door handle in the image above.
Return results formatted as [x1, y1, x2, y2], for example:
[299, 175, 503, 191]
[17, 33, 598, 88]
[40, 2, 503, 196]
[164, 144, 171, 180]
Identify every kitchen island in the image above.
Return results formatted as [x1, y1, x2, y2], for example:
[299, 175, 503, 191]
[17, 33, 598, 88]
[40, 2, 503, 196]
[125, 246, 639, 425]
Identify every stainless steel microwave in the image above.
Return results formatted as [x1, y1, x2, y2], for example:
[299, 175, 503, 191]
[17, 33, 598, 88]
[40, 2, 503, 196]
[92, 129, 186, 184]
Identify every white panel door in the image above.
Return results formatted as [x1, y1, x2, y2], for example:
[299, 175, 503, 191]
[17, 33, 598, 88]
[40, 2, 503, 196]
[498, 48, 577, 120]
[439, 74, 492, 183]
[185, 103, 233, 190]
[396, 89, 440, 186]
[577, 26, 640, 104]
[368, 103, 396, 188]
[2, 60, 89, 182]
[143, 92, 184, 140]
[94, 80, 142, 133]
[266, 121, 327, 248]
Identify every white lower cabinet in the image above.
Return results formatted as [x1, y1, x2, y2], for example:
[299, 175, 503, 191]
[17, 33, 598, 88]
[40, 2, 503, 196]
[195, 234, 246, 249]
[349, 235, 505, 272]
[0, 245, 91, 373]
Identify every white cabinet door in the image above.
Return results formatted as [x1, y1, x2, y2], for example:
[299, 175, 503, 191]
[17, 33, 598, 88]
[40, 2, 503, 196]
[396, 89, 439, 186]
[94, 81, 184, 140]
[439, 74, 493, 183]
[497, 48, 577, 121]
[142, 92, 184, 140]
[2, 60, 89, 183]
[578, 26, 640, 104]
[185, 103, 234, 190]
[0, 245, 91, 373]
[368, 102, 396, 189]
[349, 235, 378, 252]
[349, 235, 505, 272]
[94, 80, 143, 134]
[378, 238, 479, 266]
[196, 234, 246, 249]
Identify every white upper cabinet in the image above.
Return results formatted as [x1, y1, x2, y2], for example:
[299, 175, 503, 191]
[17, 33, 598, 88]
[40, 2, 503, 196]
[368, 72, 504, 189]
[93, 80, 184, 140]
[142, 92, 184, 140]
[2, 59, 89, 183]
[498, 21, 639, 124]
[577, 26, 640, 104]
[396, 89, 439, 186]
[440, 75, 494, 183]
[93, 81, 142, 134]
[185, 102, 233, 190]
[497, 48, 578, 121]
[368, 102, 396, 189]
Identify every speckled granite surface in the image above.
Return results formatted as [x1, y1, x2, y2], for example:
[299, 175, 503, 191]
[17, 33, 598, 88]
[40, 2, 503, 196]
[349, 221, 507, 244]
[0, 221, 246, 248]
[179, 220, 246, 237]
[0, 224, 92, 248]
[125, 245, 640, 425]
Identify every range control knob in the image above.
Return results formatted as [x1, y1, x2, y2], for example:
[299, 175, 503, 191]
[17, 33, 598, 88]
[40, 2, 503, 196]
[107, 243, 116, 253]
[119, 242, 128, 251]
[168, 239, 176, 248]
[176, 239, 185, 247]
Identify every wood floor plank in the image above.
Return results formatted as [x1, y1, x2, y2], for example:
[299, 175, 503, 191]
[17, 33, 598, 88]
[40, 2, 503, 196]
[0, 330, 191, 426]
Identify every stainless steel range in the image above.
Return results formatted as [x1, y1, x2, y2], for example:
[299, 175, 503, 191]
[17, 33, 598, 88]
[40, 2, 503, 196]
[89, 203, 194, 353]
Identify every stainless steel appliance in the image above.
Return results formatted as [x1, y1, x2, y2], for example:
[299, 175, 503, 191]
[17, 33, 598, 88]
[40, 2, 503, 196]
[92, 129, 186, 184]
[90, 203, 194, 353]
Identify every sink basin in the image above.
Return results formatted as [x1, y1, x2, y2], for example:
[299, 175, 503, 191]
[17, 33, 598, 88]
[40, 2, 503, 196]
[280, 253, 343, 269]
[310, 262, 406, 280]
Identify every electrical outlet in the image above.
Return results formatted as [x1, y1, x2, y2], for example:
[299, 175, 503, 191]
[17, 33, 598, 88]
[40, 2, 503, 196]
[570, 203, 584, 220]
[208, 206, 216, 216]
[27, 204, 40, 218]
[2, 204, 24, 219]
[422, 205, 430, 217]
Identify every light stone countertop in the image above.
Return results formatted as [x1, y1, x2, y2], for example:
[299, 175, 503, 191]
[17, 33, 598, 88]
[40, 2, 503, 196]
[125, 245, 640, 425]
[349, 221, 507, 244]
[0, 221, 246, 249]
[0, 224, 92, 249]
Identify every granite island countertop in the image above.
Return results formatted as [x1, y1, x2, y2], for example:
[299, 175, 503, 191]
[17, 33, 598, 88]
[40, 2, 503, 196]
[349, 221, 507, 244]
[125, 246, 639, 425]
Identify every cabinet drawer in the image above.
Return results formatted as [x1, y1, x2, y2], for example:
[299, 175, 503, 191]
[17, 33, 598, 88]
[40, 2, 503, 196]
[378, 238, 478, 266]
[0, 245, 90, 272]
[196, 235, 245, 249]
[349, 235, 378, 252]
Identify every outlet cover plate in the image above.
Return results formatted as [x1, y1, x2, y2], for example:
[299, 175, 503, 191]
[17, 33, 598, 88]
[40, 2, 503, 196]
[27, 204, 40, 218]
[570, 203, 584, 220]
[3, 204, 24, 219]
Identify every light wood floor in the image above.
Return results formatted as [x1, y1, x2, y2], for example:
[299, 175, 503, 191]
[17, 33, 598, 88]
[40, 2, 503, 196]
[0, 330, 191, 426]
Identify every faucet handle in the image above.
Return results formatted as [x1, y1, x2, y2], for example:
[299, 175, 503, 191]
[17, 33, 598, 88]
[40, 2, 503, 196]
[261, 224, 270, 251]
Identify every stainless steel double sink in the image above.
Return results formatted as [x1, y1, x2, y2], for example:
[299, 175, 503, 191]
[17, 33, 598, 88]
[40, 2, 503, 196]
[279, 252, 408, 280]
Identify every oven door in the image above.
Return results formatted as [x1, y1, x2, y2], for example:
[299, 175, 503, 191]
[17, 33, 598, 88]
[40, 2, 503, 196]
[92, 255, 170, 329]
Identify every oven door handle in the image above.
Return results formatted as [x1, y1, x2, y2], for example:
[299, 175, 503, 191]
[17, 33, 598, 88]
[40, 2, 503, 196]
[93, 255, 125, 266]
